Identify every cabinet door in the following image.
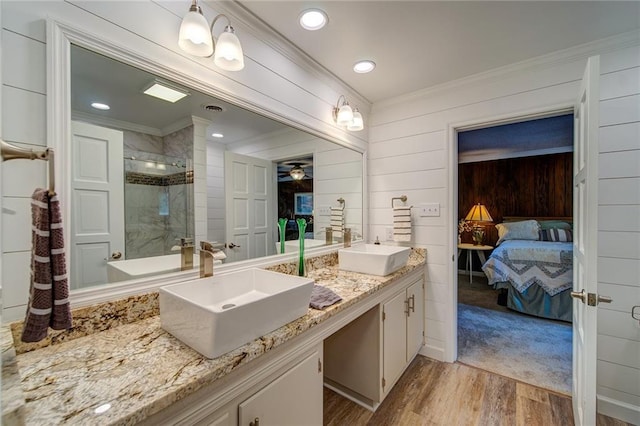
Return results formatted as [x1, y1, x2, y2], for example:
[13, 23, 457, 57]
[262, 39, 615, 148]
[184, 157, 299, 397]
[382, 291, 408, 394]
[406, 279, 424, 362]
[238, 348, 323, 426]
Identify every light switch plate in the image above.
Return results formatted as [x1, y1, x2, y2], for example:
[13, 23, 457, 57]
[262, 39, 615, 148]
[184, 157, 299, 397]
[317, 205, 331, 216]
[419, 203, 440, 217]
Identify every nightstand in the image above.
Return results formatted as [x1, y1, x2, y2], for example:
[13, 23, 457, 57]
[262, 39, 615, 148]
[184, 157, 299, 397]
[457, 243, 493, 285]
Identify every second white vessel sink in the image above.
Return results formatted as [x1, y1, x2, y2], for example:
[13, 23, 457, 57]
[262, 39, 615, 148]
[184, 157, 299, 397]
[159, 268, 314, 359]
[339, 244, 411, 276]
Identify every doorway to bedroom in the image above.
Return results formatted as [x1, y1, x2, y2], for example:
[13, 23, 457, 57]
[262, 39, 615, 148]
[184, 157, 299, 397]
[454, 112, 574, 395]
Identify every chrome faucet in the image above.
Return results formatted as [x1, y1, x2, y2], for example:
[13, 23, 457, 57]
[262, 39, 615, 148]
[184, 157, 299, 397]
[199, 241, 225, 278]
[178, 238, 194, 271]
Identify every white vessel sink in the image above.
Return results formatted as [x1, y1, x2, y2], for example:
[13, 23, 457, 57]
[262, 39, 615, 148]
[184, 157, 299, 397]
[159, 269, 314, 359]
[107, 254, 214, 282]
[338, 244, 411, 276]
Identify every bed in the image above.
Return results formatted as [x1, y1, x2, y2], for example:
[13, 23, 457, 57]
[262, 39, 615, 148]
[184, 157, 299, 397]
[481, 217, 573, 322]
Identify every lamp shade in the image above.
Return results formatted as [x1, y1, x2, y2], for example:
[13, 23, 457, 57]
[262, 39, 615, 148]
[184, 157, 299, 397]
[347, 109, 364, 131]
[213, 27, 245, 71]
[465, 203, 493, 222]
[178, 9, 214, 57]
[336, 103, 353, 126]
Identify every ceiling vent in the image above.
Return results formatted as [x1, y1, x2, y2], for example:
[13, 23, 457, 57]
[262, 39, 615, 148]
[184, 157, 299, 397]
[203, 104, 224, 112]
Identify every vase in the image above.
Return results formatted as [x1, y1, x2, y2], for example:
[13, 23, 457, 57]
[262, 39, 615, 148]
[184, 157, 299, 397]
[277, 218, 287, 254]
[472, 228, 485, 245]
[296, 218, 307, 276]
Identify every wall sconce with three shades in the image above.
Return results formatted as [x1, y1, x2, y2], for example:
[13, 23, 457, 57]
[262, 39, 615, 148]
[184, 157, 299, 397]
[333, 95, 364, 131]
[178, 0, 245, 71]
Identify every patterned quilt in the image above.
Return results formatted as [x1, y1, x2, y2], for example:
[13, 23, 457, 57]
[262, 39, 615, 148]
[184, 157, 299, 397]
[482, 240, 573, 296]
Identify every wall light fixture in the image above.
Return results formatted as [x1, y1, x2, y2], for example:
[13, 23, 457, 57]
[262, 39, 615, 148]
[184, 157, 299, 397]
[178, 0, 245, 71]
[333, 95, 364, 131]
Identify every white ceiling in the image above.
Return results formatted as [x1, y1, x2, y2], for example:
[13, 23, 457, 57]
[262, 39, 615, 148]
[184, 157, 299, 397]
[238, 1, 640, 103]
[71, 45, 289, 144]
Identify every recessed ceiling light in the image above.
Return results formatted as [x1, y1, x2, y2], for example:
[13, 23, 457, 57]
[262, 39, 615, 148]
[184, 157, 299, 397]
[299, 9, 328, 31]
[91, 102, 110, 110]
[211, 133, 224, 138]
[142, 80, 190, 103]
[353, 60, 376, 74]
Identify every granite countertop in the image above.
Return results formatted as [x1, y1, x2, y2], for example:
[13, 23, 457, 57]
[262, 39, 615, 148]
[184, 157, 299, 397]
[2, 249, 425, 425]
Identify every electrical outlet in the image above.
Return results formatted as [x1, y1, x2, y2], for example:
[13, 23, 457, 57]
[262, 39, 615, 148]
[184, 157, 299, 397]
[385, 227, 394, 241]
[419, 203, 440, 217]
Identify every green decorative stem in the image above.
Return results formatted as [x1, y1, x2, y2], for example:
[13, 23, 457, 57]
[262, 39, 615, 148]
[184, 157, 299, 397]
[278, 218, 287, 254]
[297, 218, 307, 276]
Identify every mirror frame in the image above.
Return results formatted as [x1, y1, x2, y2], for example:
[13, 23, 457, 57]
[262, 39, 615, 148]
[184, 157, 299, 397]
[48, 19, 368, 307]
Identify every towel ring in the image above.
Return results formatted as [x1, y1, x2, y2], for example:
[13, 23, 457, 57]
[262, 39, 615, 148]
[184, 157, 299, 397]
[391, 195, 407, 208]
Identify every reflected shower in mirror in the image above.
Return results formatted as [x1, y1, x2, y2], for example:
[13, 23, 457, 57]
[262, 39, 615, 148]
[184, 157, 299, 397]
[69, 44, 363, 290]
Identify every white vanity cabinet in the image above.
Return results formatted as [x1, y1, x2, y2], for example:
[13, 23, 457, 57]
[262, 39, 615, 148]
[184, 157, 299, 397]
[324, 272, 425, 410]
[238, 349, 323, 426]
[142, 344, 323, 426]
[382, 278, 424, 395]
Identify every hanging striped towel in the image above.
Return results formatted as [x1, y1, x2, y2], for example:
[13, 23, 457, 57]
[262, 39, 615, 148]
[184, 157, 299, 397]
[21, 189, 72, 343]
[393, 206, 412, 242]
[330, 205, 345, 238]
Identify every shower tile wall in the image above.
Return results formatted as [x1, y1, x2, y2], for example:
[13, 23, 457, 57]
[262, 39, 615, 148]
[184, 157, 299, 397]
[123, 126, 194, 260]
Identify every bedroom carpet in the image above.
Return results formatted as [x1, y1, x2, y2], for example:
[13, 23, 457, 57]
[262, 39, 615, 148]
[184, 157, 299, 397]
[457, 302, 572, 395]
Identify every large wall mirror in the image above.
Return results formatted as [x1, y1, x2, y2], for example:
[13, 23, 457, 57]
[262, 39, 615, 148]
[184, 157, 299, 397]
[68, 44, 363, 291]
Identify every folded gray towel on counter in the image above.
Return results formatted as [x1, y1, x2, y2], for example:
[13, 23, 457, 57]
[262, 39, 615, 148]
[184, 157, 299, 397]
[309, 285, 342, 310]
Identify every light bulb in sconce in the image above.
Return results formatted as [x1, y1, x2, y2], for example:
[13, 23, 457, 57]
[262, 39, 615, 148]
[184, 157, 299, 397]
[213, 26, 244, 71]
[178, 1, 214, 56]
[347, 108, 364, 131]
[336, 103, 353, 126]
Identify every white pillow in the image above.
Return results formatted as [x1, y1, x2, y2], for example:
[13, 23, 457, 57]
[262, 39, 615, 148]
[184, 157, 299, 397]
[495, 220, 540, 245]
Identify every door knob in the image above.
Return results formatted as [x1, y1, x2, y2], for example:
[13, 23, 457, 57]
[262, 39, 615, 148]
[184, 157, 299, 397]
[105, 251, 122, 261]
[571, 290, 613, 306]
[570, 290, 586, 303]
[228, 243, 241, 249]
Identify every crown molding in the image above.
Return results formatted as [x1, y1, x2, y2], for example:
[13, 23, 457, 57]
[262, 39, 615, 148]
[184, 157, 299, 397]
[163, 116, 198, 136]
[71, 111, 194, 137]
[210, 0, 371, 110]
[374, 29, 640, 110]
[71, 110, 163, 136]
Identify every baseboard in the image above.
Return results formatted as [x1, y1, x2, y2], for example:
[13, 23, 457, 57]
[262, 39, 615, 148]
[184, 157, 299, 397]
[420, 344, 445, 362]
[597, 395, 640, 425]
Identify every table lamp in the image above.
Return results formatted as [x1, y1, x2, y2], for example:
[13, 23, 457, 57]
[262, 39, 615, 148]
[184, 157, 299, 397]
[465, 203, 493, 245]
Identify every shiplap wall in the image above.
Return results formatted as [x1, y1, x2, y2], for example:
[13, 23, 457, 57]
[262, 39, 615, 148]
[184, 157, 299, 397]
[369, 36, 639, 422]
[227, 128, 364, 239]
[0, 0, 367, 321]
[596, 51, 640, 422]
[206, 140, 226, 244]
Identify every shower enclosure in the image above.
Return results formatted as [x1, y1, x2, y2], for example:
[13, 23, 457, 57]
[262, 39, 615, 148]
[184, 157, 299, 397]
[124, 153, 193, 259]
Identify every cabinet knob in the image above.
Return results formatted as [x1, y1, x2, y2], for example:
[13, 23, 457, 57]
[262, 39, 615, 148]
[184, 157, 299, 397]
[250, 417, 260, 426]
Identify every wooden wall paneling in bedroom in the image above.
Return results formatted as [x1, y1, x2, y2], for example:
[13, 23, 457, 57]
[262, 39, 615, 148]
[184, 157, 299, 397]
[458, 152, 573, 247]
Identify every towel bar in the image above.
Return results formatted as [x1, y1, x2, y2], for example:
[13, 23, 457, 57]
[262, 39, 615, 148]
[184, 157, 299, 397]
[1, 139, 56, 195]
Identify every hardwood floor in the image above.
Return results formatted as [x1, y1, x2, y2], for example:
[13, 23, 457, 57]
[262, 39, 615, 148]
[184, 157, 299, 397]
[323, 355, 630, 426]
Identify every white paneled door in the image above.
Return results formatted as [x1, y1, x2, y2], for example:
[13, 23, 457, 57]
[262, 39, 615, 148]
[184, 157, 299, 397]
[571, 56, 608, 425]
[70, 121, 124, 289]
[224, 152, 274, 263]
